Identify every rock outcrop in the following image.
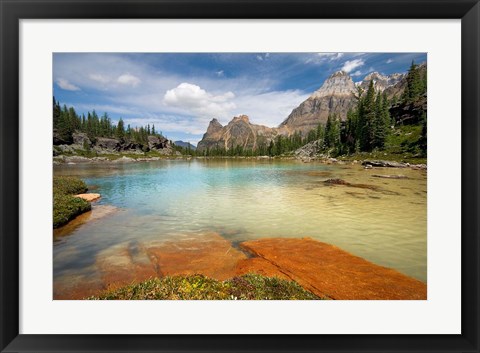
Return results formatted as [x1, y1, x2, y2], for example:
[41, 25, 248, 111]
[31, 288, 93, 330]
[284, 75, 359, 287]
[54, 130, 175, 156]
[294, 139, 324, 159]
[72, 132, 92, 147]
[95, 137, 121, 151]
[74, 193, 101, 202]
[389, 94, 427, 125]
[147, 135, 169, 150]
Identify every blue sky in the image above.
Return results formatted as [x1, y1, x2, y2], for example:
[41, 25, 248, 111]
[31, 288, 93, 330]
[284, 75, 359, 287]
[53, 52, 426, 145]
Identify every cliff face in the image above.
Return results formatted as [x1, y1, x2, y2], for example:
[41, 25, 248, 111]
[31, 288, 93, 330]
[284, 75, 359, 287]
[278, 71, 357, 135]
[197, 115, 277, 152]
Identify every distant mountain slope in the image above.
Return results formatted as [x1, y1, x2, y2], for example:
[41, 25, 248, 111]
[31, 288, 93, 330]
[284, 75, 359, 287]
[174, 141, 197, 150]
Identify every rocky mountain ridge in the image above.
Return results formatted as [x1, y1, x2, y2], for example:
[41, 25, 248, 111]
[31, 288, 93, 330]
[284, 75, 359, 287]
[197, 67, 417, 152]
[358, 72, 404, 93]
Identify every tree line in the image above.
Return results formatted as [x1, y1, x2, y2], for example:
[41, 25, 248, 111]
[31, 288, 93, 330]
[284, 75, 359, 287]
[53, 98, 164, 145]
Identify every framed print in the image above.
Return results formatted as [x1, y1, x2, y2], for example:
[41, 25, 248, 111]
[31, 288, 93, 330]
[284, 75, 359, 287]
[1, 0, 479, 352]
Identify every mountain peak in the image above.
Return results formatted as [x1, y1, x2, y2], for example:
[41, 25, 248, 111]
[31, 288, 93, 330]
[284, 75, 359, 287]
[360, 72, 405, 92]
[197, 114, 276, 152]
[231, 115, 250, 123]
[206, 118, 223, 134]
[330, 70, 349, 78]
[311, 71, 355, 99]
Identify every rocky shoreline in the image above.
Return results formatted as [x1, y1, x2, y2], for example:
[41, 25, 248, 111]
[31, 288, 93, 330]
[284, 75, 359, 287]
[54, 153, 427, 170]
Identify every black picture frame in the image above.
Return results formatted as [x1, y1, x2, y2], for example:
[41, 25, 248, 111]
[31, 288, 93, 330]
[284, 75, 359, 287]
[1, 0, 479, 352]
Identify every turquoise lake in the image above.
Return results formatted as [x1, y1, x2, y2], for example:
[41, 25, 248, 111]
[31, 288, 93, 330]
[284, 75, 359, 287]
[53, 159, 427, 296]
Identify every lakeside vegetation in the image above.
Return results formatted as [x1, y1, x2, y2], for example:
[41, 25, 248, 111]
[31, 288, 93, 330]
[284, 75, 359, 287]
[53, 176, 91, 228]
[88, 274, 322, 300]
[53, 98, 166, 147]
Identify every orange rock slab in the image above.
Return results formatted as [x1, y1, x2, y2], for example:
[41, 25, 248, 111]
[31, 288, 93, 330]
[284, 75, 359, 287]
[240, 238, 427, 300]
[53, 205, 118, 239]
[234, 257, 291, 281]
[54, 232, 250, 299]
[75, 193, 101, 202]
[147, 232, 247, 280]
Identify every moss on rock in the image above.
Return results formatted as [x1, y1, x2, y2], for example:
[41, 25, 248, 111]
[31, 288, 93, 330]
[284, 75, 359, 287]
[53, 176, 91, 228]
[88, 274, 322, 300]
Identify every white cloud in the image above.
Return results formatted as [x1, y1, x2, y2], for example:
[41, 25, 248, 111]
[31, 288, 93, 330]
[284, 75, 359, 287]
[386, 58, 394, 64]
[215, 70, 224, 77]
[351, 70, 363, 77]
[164, 83, 236, 119]
[256, 53, 270, 61]
[232, 90, 309, 128]
[317, 53, 344, 61]
[56, 78, 80, 91]
[117, 74, 141, 87]
[341, 59, 365, 73]
[89, 73, 110, 84]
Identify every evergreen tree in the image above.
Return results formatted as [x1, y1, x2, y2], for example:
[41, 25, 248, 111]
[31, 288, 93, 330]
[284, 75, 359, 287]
[345, 108, 358, 153]
[53, 97, 61, 128]
[381, 92, 391, 127]
[324, 114, 340, 151]
[116, 118, 125, 141]
[360, 80, 376, 151]
[373, 92, 387, 149]
[403, 61, 423, 103]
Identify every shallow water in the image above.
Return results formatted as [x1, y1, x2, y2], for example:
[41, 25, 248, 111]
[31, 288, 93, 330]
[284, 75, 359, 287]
[53, 159, 427, 294]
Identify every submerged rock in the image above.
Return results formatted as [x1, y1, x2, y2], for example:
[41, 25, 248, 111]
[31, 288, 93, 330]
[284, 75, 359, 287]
[362, 160, 407, 168]
[324, 178, 350, 185]
[372, 174, 409, 179]
[53, 205, 119, 240]
[240, 238, 427, 300]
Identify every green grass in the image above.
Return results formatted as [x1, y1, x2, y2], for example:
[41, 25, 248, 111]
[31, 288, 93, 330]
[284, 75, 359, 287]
[53, 176, 88, 195]
[53, 176, 91, 228]
[88, 274, 323, 300]
[338, 125, 427, 165]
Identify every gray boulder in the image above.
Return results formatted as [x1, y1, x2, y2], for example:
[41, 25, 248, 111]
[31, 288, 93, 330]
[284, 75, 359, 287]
[72, 132, 92, 147]
[148, 135, 169, 150]
[95, 137, 121, 151]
